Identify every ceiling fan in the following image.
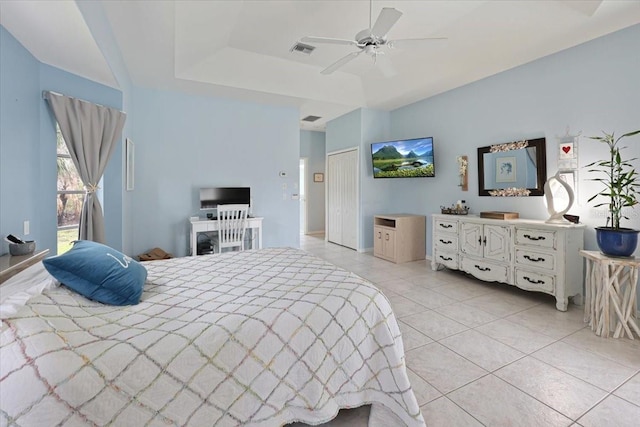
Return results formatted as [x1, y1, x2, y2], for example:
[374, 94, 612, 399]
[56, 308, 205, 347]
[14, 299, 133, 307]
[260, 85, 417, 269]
[300, 0, 447, 76]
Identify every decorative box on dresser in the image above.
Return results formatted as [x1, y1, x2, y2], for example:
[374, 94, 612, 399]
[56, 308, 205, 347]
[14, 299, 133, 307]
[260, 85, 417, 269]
[431, 214, 585, 311]
[373, 214, 426, 263]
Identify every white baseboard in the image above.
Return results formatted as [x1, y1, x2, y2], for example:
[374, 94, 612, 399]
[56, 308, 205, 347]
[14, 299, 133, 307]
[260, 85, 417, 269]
[305, 231, 324, 236]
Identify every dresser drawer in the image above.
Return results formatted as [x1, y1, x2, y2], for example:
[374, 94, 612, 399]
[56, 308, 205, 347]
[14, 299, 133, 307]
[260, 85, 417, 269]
[435, 234, 458, 251]
[514, 268, 555, 294]
[515, 228, 556, 249]
[515, 249, 555, 270]
[433, 250, 458, 269]
[434, 219, 458, 234]
[460, 256, 509, 283]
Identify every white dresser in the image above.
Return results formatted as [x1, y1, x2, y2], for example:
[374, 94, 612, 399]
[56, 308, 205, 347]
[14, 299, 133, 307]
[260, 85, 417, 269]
[431, 214, 585, 311]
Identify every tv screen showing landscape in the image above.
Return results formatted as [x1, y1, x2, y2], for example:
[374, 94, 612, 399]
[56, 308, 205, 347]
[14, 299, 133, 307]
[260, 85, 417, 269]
[371, 137, 435, 178]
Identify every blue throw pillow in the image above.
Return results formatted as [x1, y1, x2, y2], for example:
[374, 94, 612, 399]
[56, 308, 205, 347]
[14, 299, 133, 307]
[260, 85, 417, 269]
[43, 240, 147, 305]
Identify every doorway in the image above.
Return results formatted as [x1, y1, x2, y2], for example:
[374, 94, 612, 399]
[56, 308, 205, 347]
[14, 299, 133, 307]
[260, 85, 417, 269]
[300, 158, 307, 234]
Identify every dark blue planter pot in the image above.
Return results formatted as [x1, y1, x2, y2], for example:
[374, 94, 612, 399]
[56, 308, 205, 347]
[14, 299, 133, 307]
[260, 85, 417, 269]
[596, 227, 639, 257]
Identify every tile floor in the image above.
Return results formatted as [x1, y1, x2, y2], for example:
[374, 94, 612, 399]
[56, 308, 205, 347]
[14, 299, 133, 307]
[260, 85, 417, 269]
[296, 234, 640, 427]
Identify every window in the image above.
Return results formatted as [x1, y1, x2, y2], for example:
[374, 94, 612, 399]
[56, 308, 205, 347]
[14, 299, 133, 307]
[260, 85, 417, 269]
[56, 126, 84, 254]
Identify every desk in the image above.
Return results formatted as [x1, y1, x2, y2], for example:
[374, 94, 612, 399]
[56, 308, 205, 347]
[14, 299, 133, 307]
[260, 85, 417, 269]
[190, 217, 263, 256]
[580, 250, 640, 339]
[0, 249, 50, 284]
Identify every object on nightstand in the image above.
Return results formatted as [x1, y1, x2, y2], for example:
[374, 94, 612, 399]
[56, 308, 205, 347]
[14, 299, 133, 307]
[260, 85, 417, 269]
[479, 211, 519, 220]
[563, 214, 580, 224]
[8, 241, 36, 256]
[441, 200, 469, 215]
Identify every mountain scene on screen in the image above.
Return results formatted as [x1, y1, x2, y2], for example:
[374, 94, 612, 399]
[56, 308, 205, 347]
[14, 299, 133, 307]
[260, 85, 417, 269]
[372, 139, 434, 178]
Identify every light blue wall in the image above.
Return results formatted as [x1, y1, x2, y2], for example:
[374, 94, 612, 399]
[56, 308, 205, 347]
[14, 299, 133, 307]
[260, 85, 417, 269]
[0, 25, 124, 256]
[389, 24, 640, 257]
[0, 26, 40, 255]
[360, 109, 392, 249]
[77, 0, 135, 255]
[300, 130, 326, 234]
[131, 87, 300, 257]
[326, 109, 362, 154]
[326, 108, 393, 250]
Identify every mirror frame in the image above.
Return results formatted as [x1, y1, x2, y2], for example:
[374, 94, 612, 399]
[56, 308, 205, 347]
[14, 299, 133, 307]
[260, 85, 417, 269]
[477, 137, 547, 196]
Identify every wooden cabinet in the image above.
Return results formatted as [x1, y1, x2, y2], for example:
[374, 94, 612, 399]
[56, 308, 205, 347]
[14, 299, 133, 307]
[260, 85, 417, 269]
[459, 221, 511, 283]
[432, 214, 585, 311]
[373, 214, 425, 263]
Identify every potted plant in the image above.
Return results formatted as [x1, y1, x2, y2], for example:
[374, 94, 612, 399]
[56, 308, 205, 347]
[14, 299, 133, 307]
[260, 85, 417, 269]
[586, 129, 640, 257]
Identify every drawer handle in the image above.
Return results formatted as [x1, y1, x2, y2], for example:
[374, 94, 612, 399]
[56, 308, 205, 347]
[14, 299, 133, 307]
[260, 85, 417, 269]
[474, 265, 491, 272]
[440, 256, 453, 261]
[523, 255, 545, 262]
[385, 233, 390, 241]
[439, 239, 452, 245]
[439, 223, 453, 229]
[523, 276, 545, 284]
[523, 234, 545, 241]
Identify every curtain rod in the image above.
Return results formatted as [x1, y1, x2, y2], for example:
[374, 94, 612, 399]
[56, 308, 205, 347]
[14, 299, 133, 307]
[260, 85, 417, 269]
[42, 90, 124, 113]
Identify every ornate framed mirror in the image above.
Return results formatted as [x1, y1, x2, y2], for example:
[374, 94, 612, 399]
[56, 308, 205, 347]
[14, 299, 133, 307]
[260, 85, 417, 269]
[477, 138, 547, 196]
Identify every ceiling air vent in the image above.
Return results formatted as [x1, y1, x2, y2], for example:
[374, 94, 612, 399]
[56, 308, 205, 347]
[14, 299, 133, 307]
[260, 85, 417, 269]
[302, 115, 322, 123]
[290, 42, 315, 55]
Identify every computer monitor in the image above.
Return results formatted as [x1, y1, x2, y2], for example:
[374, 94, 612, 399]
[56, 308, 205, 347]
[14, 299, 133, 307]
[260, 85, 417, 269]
[199, 187, 250, 210]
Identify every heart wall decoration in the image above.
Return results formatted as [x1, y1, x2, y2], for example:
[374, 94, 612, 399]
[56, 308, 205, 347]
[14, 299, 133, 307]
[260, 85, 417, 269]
[559, 142, 576, 159]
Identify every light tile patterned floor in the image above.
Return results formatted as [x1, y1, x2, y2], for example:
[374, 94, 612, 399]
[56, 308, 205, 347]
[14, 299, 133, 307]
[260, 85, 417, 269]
[296, 234, 640, 427]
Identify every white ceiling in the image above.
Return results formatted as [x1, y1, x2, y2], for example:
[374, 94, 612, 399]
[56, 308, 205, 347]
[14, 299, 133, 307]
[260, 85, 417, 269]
[2, 1, 639, 131]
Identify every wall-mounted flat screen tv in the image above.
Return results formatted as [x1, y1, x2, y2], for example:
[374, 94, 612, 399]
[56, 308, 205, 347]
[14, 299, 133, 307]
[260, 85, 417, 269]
[200, 187, 250, 209]
[371, 137, 435, 178]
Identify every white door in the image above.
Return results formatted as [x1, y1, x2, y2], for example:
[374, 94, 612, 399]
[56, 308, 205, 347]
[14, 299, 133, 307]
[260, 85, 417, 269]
[299, 158, 307, 234]
[327, 148, 358, 249]
[327, 154, 341, 244]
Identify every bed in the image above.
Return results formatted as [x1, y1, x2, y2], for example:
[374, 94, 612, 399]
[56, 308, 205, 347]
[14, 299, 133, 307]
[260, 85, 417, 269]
[1, 247, 424, 426]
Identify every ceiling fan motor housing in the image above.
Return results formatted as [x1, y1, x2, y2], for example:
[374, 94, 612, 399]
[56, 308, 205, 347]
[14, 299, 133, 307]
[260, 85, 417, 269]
[355, 29, 387, 47]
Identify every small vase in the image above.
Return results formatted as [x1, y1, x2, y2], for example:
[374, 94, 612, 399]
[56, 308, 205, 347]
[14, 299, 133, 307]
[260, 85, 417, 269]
[595, 227, 639, 257]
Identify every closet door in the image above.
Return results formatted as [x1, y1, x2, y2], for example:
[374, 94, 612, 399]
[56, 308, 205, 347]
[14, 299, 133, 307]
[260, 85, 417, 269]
[327, 149, 358, 250]
[340, 149, 358, 249]
[327, 153, 342, 245]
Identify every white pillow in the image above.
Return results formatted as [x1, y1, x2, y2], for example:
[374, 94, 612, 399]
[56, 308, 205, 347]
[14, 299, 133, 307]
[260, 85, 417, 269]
[0, 261, 58, 319]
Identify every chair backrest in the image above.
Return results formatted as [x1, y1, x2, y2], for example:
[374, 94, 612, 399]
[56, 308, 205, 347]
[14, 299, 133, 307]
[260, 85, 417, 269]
[216, 204, 249, 252]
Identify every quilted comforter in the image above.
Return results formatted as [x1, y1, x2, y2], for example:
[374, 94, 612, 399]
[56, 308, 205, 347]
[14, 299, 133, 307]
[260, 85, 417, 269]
[1, 248, 424, 426]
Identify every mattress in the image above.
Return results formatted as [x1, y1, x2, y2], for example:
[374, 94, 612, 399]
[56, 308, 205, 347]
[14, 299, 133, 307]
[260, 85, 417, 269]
[0, 247, 424, 426]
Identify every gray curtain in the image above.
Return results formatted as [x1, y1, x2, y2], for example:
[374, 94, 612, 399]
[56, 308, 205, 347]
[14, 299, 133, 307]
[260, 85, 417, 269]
[44, 91, 126, 243]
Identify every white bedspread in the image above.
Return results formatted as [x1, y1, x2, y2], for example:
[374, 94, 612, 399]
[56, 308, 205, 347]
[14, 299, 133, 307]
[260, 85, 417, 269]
[1, 248, 424, 426]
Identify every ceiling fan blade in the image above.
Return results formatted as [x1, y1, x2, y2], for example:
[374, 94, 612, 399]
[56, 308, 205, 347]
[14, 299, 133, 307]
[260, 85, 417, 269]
[387, 37, 448, 49]
[301, 36, 358, 47]
[321, 51, 362, 75]
[371, 7, 402, 38]
[375, 53, 396, 78]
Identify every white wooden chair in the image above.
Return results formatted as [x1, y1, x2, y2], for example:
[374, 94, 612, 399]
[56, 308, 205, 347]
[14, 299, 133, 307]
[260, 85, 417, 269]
[213, 204, 249, 253]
